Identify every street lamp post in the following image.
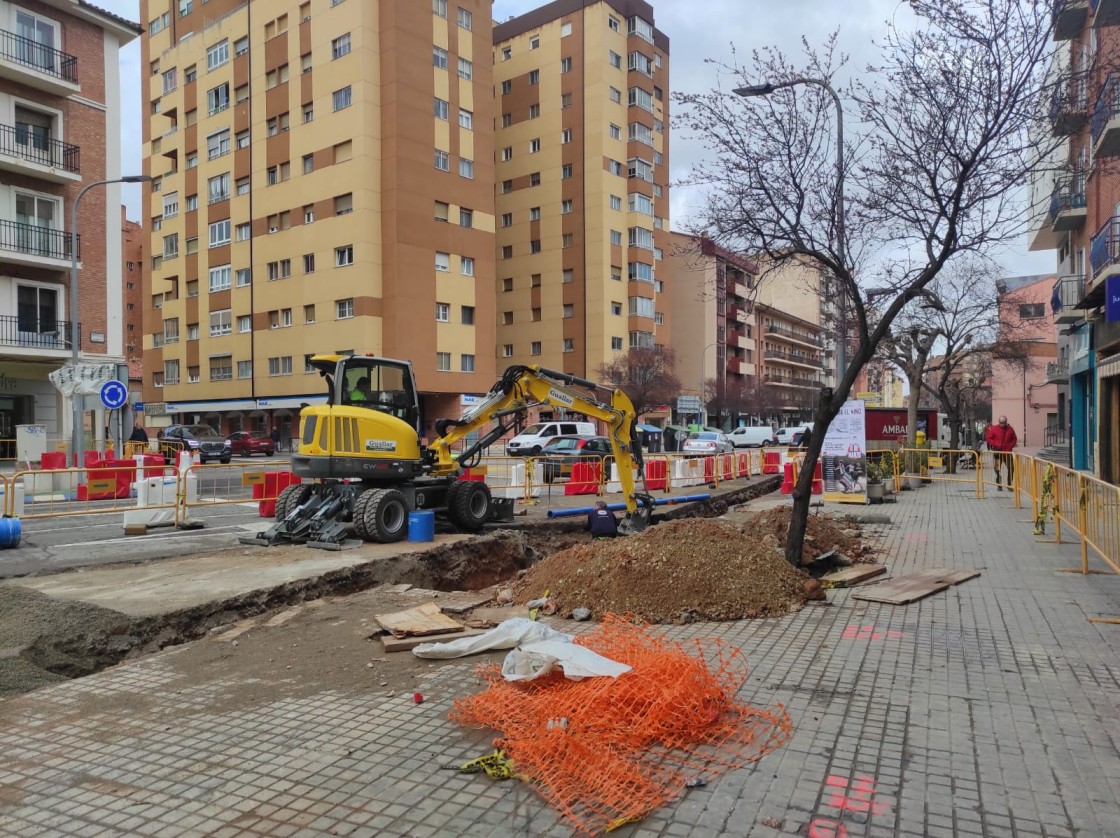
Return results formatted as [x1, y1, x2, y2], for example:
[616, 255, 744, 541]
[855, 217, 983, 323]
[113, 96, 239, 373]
[735, 78, 846, 385]
[69, 175, 150, 466]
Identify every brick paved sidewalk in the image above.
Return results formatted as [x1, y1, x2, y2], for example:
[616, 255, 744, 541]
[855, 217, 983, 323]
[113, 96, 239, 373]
[2, 482, 1119, 837]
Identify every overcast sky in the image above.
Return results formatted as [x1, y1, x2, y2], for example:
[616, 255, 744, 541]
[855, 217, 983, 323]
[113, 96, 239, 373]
[100, 0, 1053, 279]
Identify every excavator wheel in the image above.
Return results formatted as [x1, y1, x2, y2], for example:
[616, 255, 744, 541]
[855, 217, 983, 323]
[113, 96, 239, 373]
[352, 487, 379, 541]
[448, 480, 492, 532]
[274, 484, 305, 521]
[360, 488, 409, 543]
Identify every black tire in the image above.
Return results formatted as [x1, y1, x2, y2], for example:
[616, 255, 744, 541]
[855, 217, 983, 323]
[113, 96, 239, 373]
[220, 456, 231, 465]
[361, 488, 408, 543]
[274, 484, 303, 520]
[240, 449, 249, 458]
[352, 487, 378, 540]
[450, 480, 491, 532]
[528, 446, 542, 457]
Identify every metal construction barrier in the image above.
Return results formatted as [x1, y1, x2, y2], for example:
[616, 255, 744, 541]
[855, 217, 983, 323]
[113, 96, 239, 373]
[5, 463, 178, 520]
[176, 460, 308, 524]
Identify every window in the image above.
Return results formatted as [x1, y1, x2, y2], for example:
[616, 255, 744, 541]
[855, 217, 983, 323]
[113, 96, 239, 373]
[235, 36, 249, 56]
[562, 233, 574, 248]
[611, 302, 622, 315]
[530, 239, 543, 254]
[609, 15, 620, 31]
[164, 359, 180, 384]
[207, 129, 230, 159]
[561, 129, 572, 144]
[334, 140, 352, 163]
[304, 304, 316, 323]
[629, 87, 653, 112]
[204, 265, 230, 294]
[238, 361, 253, 379]
[186, 152, 198, 169]
[502, 311, 514, 325]
[609, 195, 622, 211]
[502, 245, 513, 259]
[331, 33, 351, 59]
[502, 46, 512, 61]
[238, 315, 252, 333]
[162, 68, 177, 94]
[561, 21, 572, 36]
[610, 230, 622, 246]
[266, 259, 291, 280]
[529, 206, 541, 221]
[435, 201, 449, 222]
[236, 223, 251, 241]
[268, 357, 293, 376]
[433, 0, 447, 17]
[503, 344, 513, 357]
[461, 354, 475, 372]
[163, 192, 179, 218]
[434, 149, 450, 171]
[610, 124, 621, 140]
[628, 157, 653, 181]
[303, 154, 314, 174]
[188, 323, 200, 339]
[563, 339, 574, 353]
[236, 130, 250, 149]
[209, 309, 232, 337]
[301, 52, 312, 73]
[459, 158, 474, 178]
[236, 268, 251, 286]
[502, 180, 513, 194]
[461, 256, 474, 276]
[501, 113, 512, 127]
[150, 11, 170, 34]
[208, 219, 231, 246]
[562, 199, 574, 214]
[209, 356, 233, 381]
[333, 86, 352, 110]
[461, 305, 475, 325]
[436, 302, 450, 322]
[303, 103, 314, 123]
[560, 57, 572, 73]
[267, 166, 278, 185]
[336, 245, 354, 266]
[458, 57, 473, 80]
[629, 261, 654, 282]
[563, 304, 574, 318]
[629, 296, 655, 318]
[457, 7, 472, 29]
[186, 194, 198, 211]
[629, 331, 654, 349]
[433, 46, 448, 70]
[608, 159, 623, 176]
[532, 274, 542, 287]
[561, 164, 573, 179]
[501, 79, 512, 94]
[612, 336, 623, 351]
[304, 205, 315, 222]
[1020, 303, 1046, 319]
[208, 173, 230, 203]
[207, 83, 229, 115]
[336, 298, 354, 319]
[629, 226, 654, 249]
[207, 39, 229, 70]
[302, 253, 315, 273]
[501, 212, 512, 227]
[501, 146, 513, 161]
[563, 269, 574, 284]
[609, 50, 621, 69]
[436, 352, 452, 372]
[610, 86, 622, 104]
[459, 108, 473, 129]
[434, 97, 449, 120]
[562, 93, 572, 109]
[236, 84, 249, 103]
[435, 252, 450, 271]
[502, 277, 513, 292]
[529, 69, 539, 85]
[334, 193, 352, 215]
[531, 341, 542, 356]
[530, 35, 540, 50]
[629, 122, 653, 145]
[530, 171, 541, 186]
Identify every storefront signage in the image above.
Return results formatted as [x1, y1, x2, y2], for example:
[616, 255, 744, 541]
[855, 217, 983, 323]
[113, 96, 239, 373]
[90, 332, 105, 344]
[1107, 275, 1120, 323]
[0, 373, 17, 392]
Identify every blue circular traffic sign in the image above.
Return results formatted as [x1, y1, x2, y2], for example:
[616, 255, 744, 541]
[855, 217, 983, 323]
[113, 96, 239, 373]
[100, 380, 128, 410]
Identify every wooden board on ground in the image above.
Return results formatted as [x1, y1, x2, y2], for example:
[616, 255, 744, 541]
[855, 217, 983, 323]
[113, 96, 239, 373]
[820, 564, 887, 588]
[381, 628, 488, 653]
[439, 593, 495, 615]
[852, 568, 980, 605]
[374, 601, 464, 638]
[468, 606, 532, 627]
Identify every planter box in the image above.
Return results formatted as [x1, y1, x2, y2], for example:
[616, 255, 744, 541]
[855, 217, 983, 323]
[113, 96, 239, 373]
[906, 474, 924, 490]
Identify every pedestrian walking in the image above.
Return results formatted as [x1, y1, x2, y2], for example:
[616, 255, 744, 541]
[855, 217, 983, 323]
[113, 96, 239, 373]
[129, 422, 149, 443]
[985, 415, 1018, 491]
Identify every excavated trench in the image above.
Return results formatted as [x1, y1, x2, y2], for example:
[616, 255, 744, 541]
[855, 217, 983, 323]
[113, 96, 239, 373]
[6, 479, 779, 696]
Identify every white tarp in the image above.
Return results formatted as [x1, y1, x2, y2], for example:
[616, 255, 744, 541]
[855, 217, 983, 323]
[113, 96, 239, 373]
[48, 363, 118, 397]
[412, 618, 570, 658]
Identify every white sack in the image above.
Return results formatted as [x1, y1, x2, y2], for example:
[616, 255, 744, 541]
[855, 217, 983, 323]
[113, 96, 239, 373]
[501, 640, 632, 682]
[412, 618, 571, 659]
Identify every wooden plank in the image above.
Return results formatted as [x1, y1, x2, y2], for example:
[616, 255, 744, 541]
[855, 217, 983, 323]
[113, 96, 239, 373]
[439, 593, 495, 615]
[468, 606, 532, 626]
[381, 628, 488, 653]
[1087, 617, 1120, 625]
[374, 602, 464, 638]
[853, 568, 980, 605]
[820, 564, 887, 588]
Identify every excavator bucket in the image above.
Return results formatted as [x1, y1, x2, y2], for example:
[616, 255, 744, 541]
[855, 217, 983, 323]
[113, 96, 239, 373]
[618, 495, 654, 535]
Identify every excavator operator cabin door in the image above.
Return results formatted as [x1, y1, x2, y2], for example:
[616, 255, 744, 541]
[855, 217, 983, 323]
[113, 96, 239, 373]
[340, 357, 421, 434]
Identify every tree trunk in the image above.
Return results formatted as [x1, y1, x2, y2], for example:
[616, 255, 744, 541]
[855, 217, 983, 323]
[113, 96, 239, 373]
[784, 390, 842, 567]
[906, 373, 924, 447]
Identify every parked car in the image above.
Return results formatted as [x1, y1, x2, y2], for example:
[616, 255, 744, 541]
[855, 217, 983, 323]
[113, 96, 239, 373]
[227, 431, 276, 458]
[158, 424, 232, 464]
[727, 426, 777, 448]
[539, 435, 613, 483]
[506, 421, 597, 457]
[774, 426, 809, 446]
[681, 431, 734, 455]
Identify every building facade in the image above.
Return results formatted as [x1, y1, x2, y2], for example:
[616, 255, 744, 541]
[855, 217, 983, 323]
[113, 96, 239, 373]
[140, 0, 497, 442]
[492, 0, 670, 381]
[0, 0, 138, 446]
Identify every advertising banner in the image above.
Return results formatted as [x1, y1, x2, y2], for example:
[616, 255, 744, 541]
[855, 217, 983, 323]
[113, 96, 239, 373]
[821, 399, 868, 504]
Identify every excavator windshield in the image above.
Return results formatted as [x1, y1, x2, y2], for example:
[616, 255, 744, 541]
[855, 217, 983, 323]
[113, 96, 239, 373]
[336, 357, 420, 430]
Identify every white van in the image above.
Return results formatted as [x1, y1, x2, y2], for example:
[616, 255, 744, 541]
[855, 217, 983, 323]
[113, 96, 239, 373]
[506, 421, 596, 456]
[728, 426, 777, 448]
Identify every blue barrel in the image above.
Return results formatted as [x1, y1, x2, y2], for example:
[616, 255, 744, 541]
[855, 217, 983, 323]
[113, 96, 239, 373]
[0, 517, 21, 549]
[407, 510, 435, 543]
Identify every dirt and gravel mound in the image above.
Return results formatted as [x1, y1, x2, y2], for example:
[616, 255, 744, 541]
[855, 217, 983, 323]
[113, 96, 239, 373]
[743, 507, 870, 565]
[512, 518, 812, 623]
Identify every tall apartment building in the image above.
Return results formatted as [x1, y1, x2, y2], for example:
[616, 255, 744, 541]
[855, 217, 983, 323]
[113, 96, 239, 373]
[1028, 1, 1120, 483]
[140, 0, 496, 442]
[492, 0, 670, 382]
[0, 0, 138, 444]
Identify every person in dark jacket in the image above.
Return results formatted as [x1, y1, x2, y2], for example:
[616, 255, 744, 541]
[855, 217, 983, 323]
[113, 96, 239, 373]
[586, 500, 619, 538]
[129, 422, 149, 443]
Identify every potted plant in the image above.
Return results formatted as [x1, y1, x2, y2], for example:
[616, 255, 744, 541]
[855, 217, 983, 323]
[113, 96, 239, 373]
[902, 448, 925, 490]
[880, 450, 896, 494]
[866, 463, 885, 502]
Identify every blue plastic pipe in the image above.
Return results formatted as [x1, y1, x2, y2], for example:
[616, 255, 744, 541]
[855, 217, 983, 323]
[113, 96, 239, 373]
[546, 494, 711, 518]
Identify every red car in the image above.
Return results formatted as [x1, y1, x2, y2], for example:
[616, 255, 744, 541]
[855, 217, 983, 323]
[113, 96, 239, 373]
[226, 431, 276, 457]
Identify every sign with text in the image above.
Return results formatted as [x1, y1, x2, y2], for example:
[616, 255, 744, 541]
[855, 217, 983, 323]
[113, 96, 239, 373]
[1108, 275, 1120, 323]
[822, 399, 867, 505]
[863, 408, 938, 442]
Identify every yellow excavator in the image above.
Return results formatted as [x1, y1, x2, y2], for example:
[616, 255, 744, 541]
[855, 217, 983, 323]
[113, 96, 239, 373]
[243, 355, 654, 548]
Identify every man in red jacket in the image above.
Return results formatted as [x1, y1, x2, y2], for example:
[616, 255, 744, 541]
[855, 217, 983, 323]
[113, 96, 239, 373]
[985, 415, 1018, 491]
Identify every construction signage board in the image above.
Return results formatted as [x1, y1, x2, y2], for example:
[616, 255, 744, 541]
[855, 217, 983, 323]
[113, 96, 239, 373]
[821, 399, 868, 505]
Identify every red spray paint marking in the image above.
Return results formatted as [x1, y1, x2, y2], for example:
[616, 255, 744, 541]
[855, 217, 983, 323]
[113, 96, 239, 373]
[841, 625, 904, 641]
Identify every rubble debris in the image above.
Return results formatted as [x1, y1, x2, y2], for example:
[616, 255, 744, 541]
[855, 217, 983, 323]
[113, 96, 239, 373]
[744, 507, 873, 566]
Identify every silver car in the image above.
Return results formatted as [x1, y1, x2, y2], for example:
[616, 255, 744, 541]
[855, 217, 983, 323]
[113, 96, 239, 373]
[681, 431, 734, 455]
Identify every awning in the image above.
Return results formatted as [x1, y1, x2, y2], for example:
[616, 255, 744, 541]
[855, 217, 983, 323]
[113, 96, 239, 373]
[1099, 353, 1120, 379]
[165, 399, 257, 413]
[637, 424, 662, 433]
[255, 396, 328, 410]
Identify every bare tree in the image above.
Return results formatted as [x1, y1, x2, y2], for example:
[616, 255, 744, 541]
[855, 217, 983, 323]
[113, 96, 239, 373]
[675, 1, 1059, 566]
[596, 348, 682, 418]
[880, 323, 940, 447]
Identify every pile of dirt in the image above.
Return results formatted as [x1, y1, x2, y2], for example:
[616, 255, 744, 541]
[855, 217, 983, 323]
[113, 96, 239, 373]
[512, 519, 813, 623]
[743, 507, 870, 565]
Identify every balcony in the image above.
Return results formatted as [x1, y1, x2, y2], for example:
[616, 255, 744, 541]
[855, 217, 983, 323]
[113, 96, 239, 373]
[1090, 216, 1120, 288]
[764, 371, 821, 388]
[765, 348, 822, 370]
[764, 321, 822, 348]
[1049, 175, 1087, 232]
[0, 314, 76, 354]
[1045, 359, 1070, 384]
[1091, 72, 1120, 157]
[0, 29, 78, 96]
[1091, 0, 1120, 28]
[0, 219, 77, 269]
[1054, 0, 1089, 39]
[1050, 71, 1089, 136]
[1052, 275, 1085, 323]
[0, 123, 80, 183]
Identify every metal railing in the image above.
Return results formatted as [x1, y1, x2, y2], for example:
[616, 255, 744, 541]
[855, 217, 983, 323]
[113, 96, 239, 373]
[0, 29, 77, 83]
[1045, 359, 1070, 382]
[1052, 275, 1084, 316]
[1048, 174, 1086, 216]
[0, 219, 78, 259]
[1091, 71, 1120, 147]
[1089, 215, 1120, 278]
[0, 123, 79, 173]
[764, 371, 822, 387]
[765, 348, 823, 367]
[0, 314, 76, 349]
[1043, 424, 1068, 447]
[764, 321, 822, 346]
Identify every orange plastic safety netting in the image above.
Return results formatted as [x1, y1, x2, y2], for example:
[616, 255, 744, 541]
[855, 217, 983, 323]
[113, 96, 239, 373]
[451, 614, 793, 835]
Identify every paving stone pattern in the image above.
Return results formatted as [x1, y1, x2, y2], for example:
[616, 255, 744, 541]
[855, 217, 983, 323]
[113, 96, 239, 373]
[2, 483, 1120, 837]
